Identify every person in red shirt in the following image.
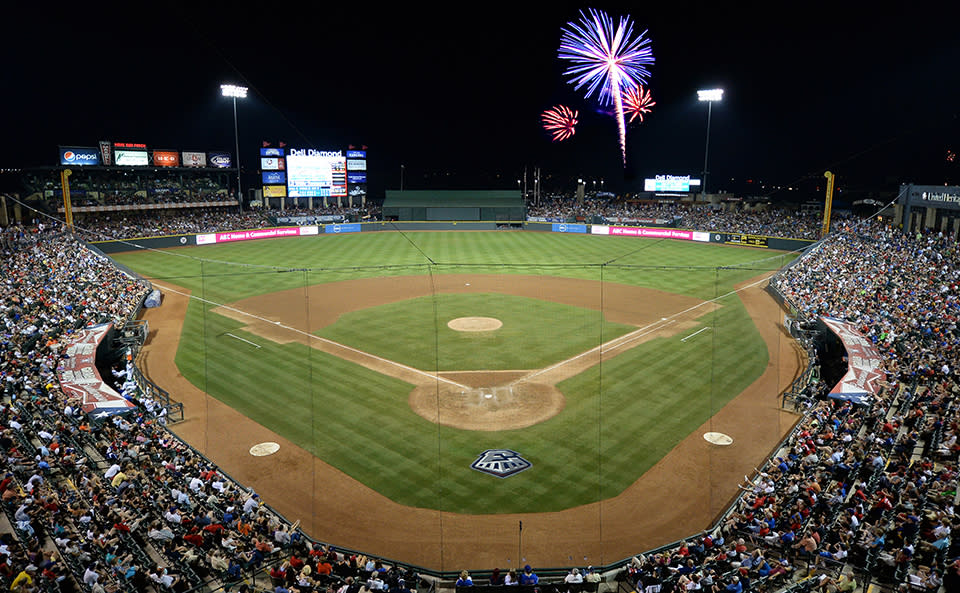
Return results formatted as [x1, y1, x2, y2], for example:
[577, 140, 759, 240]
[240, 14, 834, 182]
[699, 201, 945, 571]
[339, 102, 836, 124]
[183, 530, 205, 547]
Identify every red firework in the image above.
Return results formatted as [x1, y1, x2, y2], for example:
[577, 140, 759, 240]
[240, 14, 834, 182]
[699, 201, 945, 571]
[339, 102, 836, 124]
[541, 105, 579, 142]
[623, 86, 656, 123]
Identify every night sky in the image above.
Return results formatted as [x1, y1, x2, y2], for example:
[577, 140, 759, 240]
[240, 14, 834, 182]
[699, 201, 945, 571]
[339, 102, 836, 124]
[3, 3, 959, 200]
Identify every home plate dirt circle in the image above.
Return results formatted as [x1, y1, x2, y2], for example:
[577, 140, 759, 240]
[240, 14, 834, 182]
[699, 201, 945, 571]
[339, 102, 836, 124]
[409, 380, 565, 431]
[703, 432, 734, 445]
[249, 442, 281, 456]
[447, 317, 503, 332]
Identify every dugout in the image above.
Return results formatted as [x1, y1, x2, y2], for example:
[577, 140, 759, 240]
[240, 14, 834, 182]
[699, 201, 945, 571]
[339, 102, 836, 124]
[382, 190, 524, 222]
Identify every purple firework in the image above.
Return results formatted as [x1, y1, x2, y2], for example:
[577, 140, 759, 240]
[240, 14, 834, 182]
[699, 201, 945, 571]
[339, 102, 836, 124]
[558, 8, 655, 165]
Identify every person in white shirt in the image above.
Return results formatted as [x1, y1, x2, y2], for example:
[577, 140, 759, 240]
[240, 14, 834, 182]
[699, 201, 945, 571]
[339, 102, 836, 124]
[82, 563, 100, 586]
[104, 463, 122, 480]
[565, 568, 583, 585]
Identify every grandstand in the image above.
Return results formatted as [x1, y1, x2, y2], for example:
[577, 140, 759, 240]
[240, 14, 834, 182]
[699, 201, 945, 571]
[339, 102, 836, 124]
[2, 180, 959, 593]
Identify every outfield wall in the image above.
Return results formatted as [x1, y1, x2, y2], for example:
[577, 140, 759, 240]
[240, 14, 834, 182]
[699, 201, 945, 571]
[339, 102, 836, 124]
[91, 221, 815, 253]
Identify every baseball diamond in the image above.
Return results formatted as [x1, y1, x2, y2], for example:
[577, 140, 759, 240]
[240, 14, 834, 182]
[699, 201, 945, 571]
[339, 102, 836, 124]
[115, 230, 806, 570]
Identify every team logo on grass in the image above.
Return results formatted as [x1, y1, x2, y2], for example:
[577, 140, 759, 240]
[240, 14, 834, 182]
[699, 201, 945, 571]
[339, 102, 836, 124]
[470, 449, 532, 478]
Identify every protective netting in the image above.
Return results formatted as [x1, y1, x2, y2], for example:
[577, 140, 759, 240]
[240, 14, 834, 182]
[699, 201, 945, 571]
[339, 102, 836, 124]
[134, 242, 803, 572]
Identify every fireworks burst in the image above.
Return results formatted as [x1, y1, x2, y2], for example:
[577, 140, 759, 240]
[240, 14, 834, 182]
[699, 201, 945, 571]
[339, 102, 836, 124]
[541, 105, 579, 142]
[623, 85, 655, 123]
[558, 8, 655, 165]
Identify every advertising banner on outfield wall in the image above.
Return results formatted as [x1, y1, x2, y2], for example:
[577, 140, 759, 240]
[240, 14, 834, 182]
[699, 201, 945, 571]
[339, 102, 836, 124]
[325, 223, 361, 234]
[551, 223, 587, 233]
[58, 323, 136, 418]
[196, 226, 316, 245]
[592, 226, 709, 242]
[821, 316, 884, 406]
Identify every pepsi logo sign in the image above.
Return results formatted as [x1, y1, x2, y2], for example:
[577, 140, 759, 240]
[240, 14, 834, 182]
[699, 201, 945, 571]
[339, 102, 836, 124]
[62, 151, 98, 163]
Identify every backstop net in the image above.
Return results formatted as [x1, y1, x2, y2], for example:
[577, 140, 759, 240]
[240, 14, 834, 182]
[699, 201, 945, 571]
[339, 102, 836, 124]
[132, 235, 804, 574]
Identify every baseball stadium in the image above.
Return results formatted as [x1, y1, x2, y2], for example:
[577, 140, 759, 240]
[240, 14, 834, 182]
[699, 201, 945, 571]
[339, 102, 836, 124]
[5, 167, 960, 593]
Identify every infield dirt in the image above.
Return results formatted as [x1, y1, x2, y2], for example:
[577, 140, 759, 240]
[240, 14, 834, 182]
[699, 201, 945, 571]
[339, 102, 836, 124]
[136, 272, 804, 570]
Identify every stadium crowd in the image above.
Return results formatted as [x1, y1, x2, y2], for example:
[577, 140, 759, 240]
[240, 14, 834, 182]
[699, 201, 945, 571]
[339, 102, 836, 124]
[6, 208, 960, 593]
[0, 226, 417, 593]
[66, 203, 379, 243]
[524, 198, 824, 239]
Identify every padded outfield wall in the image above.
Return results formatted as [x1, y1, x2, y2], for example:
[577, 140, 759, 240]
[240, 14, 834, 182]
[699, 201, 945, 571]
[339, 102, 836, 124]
[92, 222, 815, 254]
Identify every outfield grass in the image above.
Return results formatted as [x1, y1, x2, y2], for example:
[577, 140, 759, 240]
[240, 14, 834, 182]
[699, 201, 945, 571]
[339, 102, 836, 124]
[113, 232, 792, 514]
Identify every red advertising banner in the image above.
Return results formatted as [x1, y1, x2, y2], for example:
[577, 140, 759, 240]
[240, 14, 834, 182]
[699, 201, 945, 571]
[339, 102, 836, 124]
[58, 323, 136, 417]
[153, 150, 180, 167]
[821, 317, 885, 405]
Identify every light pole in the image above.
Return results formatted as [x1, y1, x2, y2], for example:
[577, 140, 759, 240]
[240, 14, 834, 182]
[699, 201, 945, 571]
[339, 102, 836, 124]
[400, 165, 405, 191]
[697, 88, 723, 201]
[221, 84, 248, 212]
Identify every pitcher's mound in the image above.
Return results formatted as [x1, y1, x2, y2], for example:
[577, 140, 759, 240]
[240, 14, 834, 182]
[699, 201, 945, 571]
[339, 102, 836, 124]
[447, 317, 503, 332]
[409, 380, 565, 431]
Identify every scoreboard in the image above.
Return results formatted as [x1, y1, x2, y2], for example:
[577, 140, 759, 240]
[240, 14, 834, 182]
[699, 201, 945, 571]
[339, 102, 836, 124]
[260, 147, 366, 200]
[722, 233, 769, 248]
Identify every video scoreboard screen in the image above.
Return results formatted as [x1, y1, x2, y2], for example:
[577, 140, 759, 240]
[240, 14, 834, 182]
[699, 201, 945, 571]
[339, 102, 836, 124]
[644, 174, 701, 193]
[285, 149, 347, 197]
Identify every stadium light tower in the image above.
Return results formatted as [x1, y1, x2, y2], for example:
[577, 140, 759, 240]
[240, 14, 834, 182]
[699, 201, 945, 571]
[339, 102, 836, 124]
[697, 88, 723, 200]
[221, 84, 248, 212]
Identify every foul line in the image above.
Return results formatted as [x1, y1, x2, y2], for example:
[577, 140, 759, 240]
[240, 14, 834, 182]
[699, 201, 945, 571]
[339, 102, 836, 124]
[152, 271, 777, 392]
[224, 333, 262, 349]
[681, 327, 711, 343]
[150, 281, 469, 390]
[512, 272, 776, 385]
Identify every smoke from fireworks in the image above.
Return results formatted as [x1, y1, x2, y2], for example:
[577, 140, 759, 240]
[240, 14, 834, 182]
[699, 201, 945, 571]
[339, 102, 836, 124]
[541, 105, 579, 142]
[558, 8, 655, 165]
[623, 86, 655, 123]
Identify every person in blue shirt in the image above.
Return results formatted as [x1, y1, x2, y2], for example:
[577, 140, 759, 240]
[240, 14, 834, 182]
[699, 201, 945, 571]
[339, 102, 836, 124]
[724, 576, 742, 593]
[520, 565, 539, 586]
[456, 571, 474, 587]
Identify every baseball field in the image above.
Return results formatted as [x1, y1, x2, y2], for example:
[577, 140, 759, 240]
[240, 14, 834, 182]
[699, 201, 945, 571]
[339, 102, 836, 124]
[112, 230, 806, 570]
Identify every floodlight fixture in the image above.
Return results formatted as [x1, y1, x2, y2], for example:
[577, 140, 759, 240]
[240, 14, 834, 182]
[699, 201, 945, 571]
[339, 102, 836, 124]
[697, 88, 723, 102]
[221, 84, 248, 98]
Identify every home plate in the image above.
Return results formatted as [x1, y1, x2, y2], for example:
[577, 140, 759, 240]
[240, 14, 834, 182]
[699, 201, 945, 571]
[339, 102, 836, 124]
[703, 432, 734, 446]
[249, 442, 280, 456]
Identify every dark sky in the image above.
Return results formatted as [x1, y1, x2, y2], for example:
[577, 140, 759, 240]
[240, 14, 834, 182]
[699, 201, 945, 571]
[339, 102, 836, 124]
[3, 3, 959, 199]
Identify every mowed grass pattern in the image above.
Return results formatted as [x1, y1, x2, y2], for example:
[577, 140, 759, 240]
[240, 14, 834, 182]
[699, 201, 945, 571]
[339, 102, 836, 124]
[318, 293, 635, 371]
[113, 232, 793, 513]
